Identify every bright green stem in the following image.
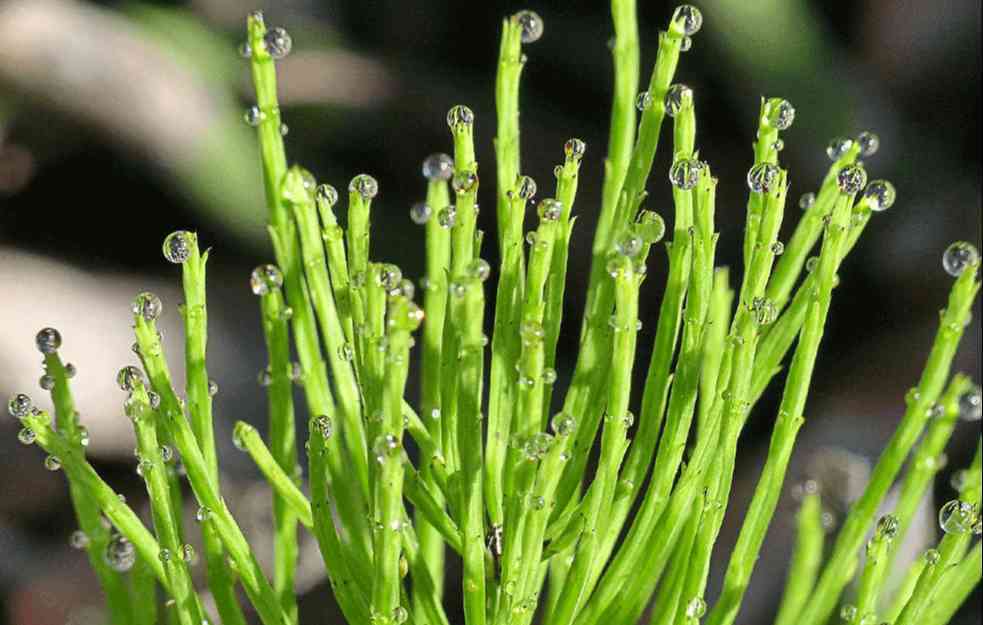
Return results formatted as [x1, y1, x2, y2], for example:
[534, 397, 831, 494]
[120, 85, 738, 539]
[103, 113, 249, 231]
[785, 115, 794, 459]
[133, 314, 290, 625]
[493, 13, 524, 256]
[129, 383, 206, 625]
[705, 190, 848, 625]
[257, 282, 300, 624]
[647, 495, 704, 625]
[21, 411, 169, 589]
[284, 167, 370, 502]
[922, 541, 982, 625]
[796, 261, 980, 625]
[41, 352, 133, 625]
[773, 493, 825, 625]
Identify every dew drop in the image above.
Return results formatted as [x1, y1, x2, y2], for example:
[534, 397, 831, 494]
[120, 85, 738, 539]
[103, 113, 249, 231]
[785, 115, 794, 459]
[7, 393, 34, 419]
[44, 455, 62, 471]
[636, 210, 666, 244]
[840, 604, 858, 622]
[615, 233, 642, 258]
[132, 292, 163, 323]
[765, 98, 795, 131]
[39, 374, 55, 391]
[250, 264, 284, 296]
[635, 90, 654, 112]
[452, 171, 479, 195]
[538, 198, 563, 221]
[515, 175, 538, 200]
[958, 384, 982, 422]
[942, 241, 979, 277]
[70, 530, 90, 550]
[263, 26, 292, 60]
[196, 507, 212, 523]
[116, 366, 145, 392]
[208, 380, 219, 397]
[770, 241, 785, 256]
[467, 259, 492, 282]
[680, 35, 692, 51]
[437, 207, 457, 228]
[856, 131, 879, 157]
[17, 427, 36, 445]
[180, 544, 196, 563]
[315, 183, 339, 208]
[875, 514, 899, 541]
[392, 606, 409, 624]
[35, 327, 62, 354]
[515, 10, 544, 43]
[826, 137, 853, 161]
[237, 41, 252, 59]
[446, 105, 475, 129]
[669, 159, 700, 190]
[422, 153, 454, 181]
[564, 138, 586, 161]
[799, 192, 816, 211]
[747, 162, 780, 194]
[672, 5, 703, 36]
[939, 499, 976, 534]
[836, 164, 867, 195]
[243, 105, 264, 127]
[685, 597, 707, 619]
[664, 84, 693, 118]
[410, 202, 432, 225]
[925, 548, 941, 565]
[313, 415, 333, 440]
[863, 180, 895, 212]
[64, 363, 77, 378]
[551, 412, 576, 436]
[349, 174, 379, 200]
[163, 231, 194, 264]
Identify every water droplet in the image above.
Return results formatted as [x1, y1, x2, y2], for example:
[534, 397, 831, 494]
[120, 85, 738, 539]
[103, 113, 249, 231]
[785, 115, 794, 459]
[615, 233, 642, 257]
[180, 544, 196, 563]
[422, 153, 454, 181]
[942, 241, 979, 277]
[805, 256, 819, 272]
[70, 530, 90, 550]
[856, 131, 879, 157]
[250, 264, 284, 296]
[635, 90, 654, 112]
[147, 392, 160, 410]
[44, 455, 62, 471]
[313, 415, 333, 440]
[751, 297, 777, 326]
[622, 411, 636, 428]
[7, 393, 34, 419]
[522, 432, 554, 461]
[925, 548, 941, 565]
[116, 366, 144, 392]
[770, 241, 785, 255]
[862, 180, 895, 212]
[520, 320, 545, 346]
[538, 198, 563, 221]
[773, 138, 785, 152]
[437, 207, 457, 228]
[349, 174, 379, 200]
[826, 137, 853, 161]
[840, 604, 858, 622]
[207, 380, 219, 397]
[409, 202, 432, 225]
[243, 105, 264, 127]
[764, 98, 795, 131]
[875, 514, 899, 541]
[685, 597, 707, 619]
[17, 427, 36, 445]
[564, 138, 586, 161]
[664, 84, 693, 118]
[531, 495, 546, 510]
[35, 327, 62, 354]
[38, 374, 55, 391]
[798, 192, 816, 211]
[263, 26, 292, 59]
[515, 10, 544, 43]
[159, 548, 172, 563]
[373, 433, 401, 464]
[452, 171, 479, 195]
[958, 384, 982, 421]
[131, 292, 162, 324]
[747, 162, 781, 194]
[446, 105, 475, 129]
[232, 423, 251, 451]
[836, 164, 867, 195]
[64, 363, 76, 378]
[316, 183, 339, 207]
[196, 507, 212, 523]
[237, 41, 252, 59]
[542, 368, 557, 385]
[162, 231, 194, 264]
[551, 412, 575, 436]
[465, 259, 491, 282]
[669, 158, 700, 190]
[514, 175, 538, 201]
[160, 445, 173, 463]
[939, 499, 976, 534]
[392, 606, 409, 624]
[636, 210, 666, 244]
[672, 5, 703, 36]
[680, 35, 693, 51]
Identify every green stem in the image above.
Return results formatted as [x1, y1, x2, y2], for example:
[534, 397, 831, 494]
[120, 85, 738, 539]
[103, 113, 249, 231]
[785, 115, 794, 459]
[921, 541, 982, 625]
[773, 493, 825, 625]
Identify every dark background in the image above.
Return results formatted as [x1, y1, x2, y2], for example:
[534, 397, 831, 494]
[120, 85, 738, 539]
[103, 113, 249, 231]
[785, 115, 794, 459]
[0, 0, 980, 624]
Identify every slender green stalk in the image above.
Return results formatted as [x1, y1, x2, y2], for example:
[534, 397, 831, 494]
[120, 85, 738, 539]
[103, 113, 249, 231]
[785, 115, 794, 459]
[647, 496, 704, 625]
[773, 493, 826, 625]
[133, 313, 290, 625]
[705, 189, 851, 625]
[255, 279, 300, 624]
[922, 541, 982, 625]
[20, 411, 169, 589]
[851, 517, 894, 625]
[315, 190, 355, 349]
[174, 232, 246, 625]
[796, 261, 980, 625]
[129, 382, 206, 625]
[40, 351, 132, 625]
[894, 442, 981, 625]
[884, 555, 926, 623]
[493, 13, 525, 256]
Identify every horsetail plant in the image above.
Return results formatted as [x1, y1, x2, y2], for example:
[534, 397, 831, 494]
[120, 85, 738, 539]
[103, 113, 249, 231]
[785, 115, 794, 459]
[8, 4, 983, 625]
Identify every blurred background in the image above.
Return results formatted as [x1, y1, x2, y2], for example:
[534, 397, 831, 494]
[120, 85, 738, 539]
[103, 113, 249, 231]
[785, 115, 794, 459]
[0, 0, 980, 623]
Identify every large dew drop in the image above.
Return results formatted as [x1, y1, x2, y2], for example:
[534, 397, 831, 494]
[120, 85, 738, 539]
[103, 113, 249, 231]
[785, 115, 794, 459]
[669, 159, 701, 191]
[263, 26, 292, 60]
[132, 292, 163, 322]
[162, 231, 193, 264]
[349, 174, 379, 201]
[8, 393, 32, 419]
[116, 366, 145, 392]
[446, 105, 475, 129]
[672, 5, 703, 36]
[747, 162, 780, 194]
[35, 327, 62, 355]
[938, 499, 977, 534]
[765, 98, 795, 131]
[514, 10, 544, 44]
[421, 153, 454, 181]
[664, 84, 692, 118]
[105, 534, 137, 572]
[942, 241, 979, 277]
[958, 384, 982, 422]
[836, 164, 867, 195]
[250, 264, 284, 296]
[863, 180, 895, 212]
